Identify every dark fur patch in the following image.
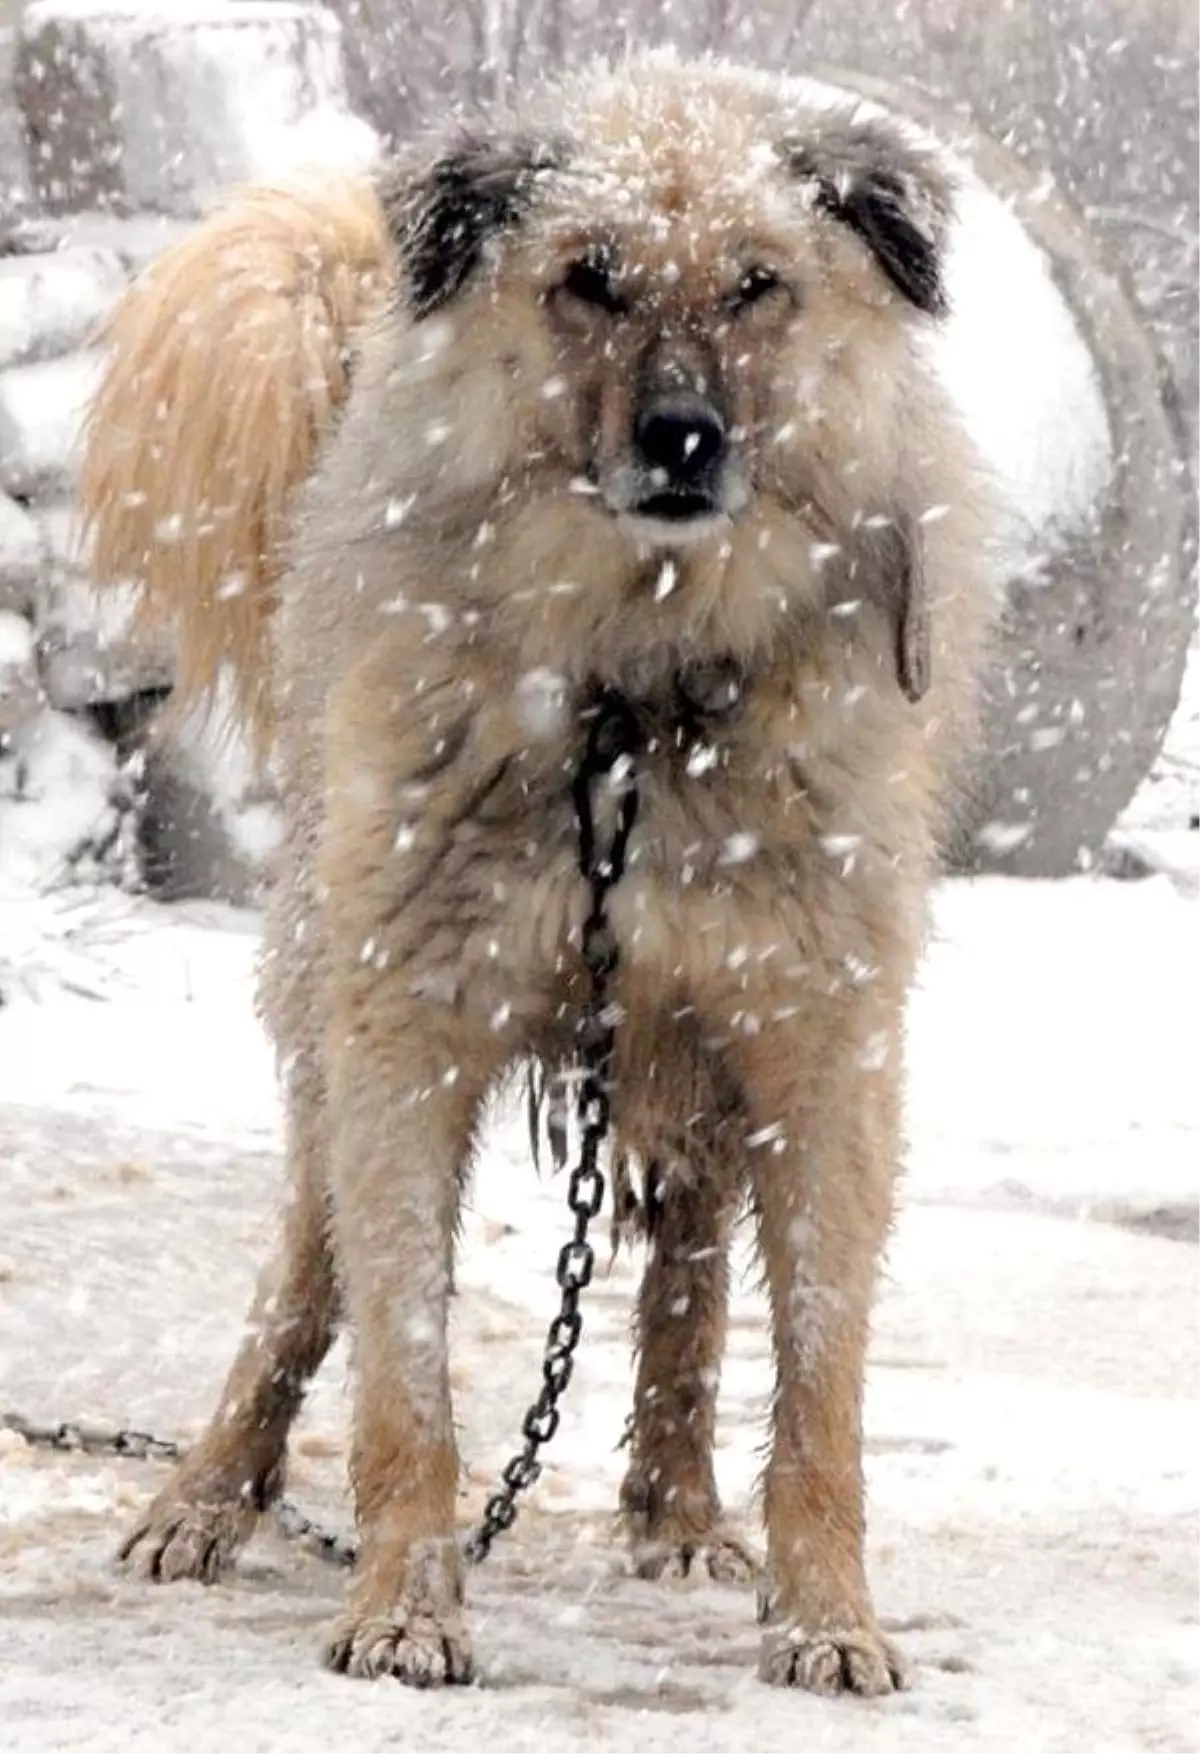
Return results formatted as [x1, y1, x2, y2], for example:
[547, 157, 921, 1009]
[855, 513, 932, 703]
[783, 116, 954, 316]
[380, 135, 567, 317]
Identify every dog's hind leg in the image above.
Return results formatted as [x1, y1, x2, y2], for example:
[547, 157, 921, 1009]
[118, 1055, 338, 1583]
[619, 1164, 757, 1583]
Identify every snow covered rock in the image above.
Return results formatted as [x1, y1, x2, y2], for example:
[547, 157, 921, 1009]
[0, 609, 44, 736]
[15, 1, 382, 219]
[33, 496, 90, 574]
[0, 705, 119, 893]
[0, 348, 104, 498]
[0, 245, 129, 370]
[36, 573, 173, 710]
[137, 713, 280, 906]
[0, 491, 42, 614]
[6, 211, 194, 273]
[31, 501, 172, 709]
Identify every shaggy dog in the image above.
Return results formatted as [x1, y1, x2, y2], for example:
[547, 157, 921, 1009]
[82, 56, 994, 1696]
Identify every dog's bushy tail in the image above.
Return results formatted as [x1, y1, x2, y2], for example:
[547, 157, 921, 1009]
[80, 177, 395, 750]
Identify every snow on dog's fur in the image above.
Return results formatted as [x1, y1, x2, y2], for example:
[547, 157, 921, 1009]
[82, 55, 996, 1695]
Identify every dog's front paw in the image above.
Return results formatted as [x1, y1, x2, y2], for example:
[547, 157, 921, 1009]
[324, 1607, 473, 1687]
[118, 1478, 259, 1584]
[758, 1611, 906, 1696]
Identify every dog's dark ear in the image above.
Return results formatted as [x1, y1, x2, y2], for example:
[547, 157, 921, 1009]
[379, 134, 566, 318]
[783, 114, 954, 316]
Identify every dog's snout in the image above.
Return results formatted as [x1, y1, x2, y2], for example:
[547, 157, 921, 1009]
[635, 397, 725, 483]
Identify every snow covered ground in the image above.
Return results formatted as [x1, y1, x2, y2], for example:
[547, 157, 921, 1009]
[0, 833, 1196, 1753]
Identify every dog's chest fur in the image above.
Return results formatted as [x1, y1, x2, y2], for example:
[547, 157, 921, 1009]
[386, 643, 914, 1044]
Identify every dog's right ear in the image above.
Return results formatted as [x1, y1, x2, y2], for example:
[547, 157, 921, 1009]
[378, 135, 566, 318]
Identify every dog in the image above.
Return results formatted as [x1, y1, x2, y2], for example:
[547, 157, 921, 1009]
[82, 54, 995, 1696]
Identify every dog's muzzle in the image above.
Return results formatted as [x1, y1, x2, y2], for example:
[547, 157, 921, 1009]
[631, 394, 727, 523]
[603, 392, 744, 545]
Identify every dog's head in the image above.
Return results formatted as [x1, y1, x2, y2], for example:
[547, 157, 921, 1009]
[373, 62, 960, 697]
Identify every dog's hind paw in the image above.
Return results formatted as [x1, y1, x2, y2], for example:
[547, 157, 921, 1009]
[323, 1608, 473, 1687]
[631, 1529, 760, 1585]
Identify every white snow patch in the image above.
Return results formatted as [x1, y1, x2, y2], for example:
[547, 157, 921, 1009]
[0, 869, 1195, 1749]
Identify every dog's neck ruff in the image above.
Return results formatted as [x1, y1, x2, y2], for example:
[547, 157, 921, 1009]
[583, 655, 746, 756]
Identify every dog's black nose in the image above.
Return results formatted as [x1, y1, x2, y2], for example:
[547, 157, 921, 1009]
[634, 397, 726, 483]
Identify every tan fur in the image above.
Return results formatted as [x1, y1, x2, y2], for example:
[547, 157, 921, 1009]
[80, 178, 395, 750]
[99, 57, 996, 1697]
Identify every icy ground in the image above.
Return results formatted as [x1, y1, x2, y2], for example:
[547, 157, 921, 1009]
[0, 855, 1195, 1753]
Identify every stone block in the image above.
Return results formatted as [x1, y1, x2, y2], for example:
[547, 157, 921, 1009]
[36, 572, 174, 709]
[0, 348, 105, 498]
[16, 1, 381, 218]
[0, 245, 129, 370]
[0, 491, 42, 614]
[0, 609, 44, 737]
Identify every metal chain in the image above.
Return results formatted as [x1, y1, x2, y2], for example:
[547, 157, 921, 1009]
[2, 687, 643, 1575]
[0, 1409, 360, 1565]
[463, 689, 641, 1564]
[0, 1411, 182, 1464]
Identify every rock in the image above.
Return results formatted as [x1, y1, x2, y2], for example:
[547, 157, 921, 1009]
[0, 705, 120, 894]
[0, 610, 43, 738]
[0, 492, 42, 614]
[36, 572, 174, 710]
[0, 246, 129, 371]
[136, 735, 276, 906]
[3, 212, 193, 272]
[0, 348, 105, 499]
[15, 1, 382, 219]
[99, 682, 278, 905]
[34, 498, 90, 573]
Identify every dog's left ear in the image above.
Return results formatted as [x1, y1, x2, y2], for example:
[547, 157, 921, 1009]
[783, 113, 955, 316]
[379, 134, 566, 318]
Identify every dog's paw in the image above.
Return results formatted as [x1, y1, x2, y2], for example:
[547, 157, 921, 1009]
[758, 1618, 907, 1696]
[117, 1484, 257, 1584]
[631, 1530, 760, 1585]
[323, 1608, 473, 1687]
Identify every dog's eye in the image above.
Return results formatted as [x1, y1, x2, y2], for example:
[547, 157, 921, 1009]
[559, 256, 627, 315]
[729, 266, 784, 312]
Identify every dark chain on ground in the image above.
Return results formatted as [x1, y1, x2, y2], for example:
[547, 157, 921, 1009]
[1, 688, 642, 1573]
[0, 1408, 360, 1565]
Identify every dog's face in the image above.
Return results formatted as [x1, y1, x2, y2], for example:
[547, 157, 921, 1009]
[375, 64, 956, 695]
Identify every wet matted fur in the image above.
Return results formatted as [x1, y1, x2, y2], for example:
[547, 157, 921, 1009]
[82, 56, 996, 1695]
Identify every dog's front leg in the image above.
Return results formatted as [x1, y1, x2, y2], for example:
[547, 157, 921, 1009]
[314, 655, 517, 1688]
[734, 1003, 908, 1697]
[321, 995, 485, 1686]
